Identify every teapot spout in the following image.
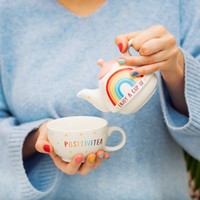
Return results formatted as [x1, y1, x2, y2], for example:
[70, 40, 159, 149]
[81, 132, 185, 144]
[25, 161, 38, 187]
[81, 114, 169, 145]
[76, 89, 109, 112]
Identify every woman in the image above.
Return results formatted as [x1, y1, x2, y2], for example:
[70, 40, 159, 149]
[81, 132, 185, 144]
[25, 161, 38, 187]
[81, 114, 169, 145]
[0, 0, 200, 199]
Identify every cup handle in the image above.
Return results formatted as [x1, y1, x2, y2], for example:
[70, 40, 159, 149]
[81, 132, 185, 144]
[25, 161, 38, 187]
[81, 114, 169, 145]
[104, 126, 126, 152]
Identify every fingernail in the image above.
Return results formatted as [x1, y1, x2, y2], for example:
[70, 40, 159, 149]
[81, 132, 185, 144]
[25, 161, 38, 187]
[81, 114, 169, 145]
[89, 156, 95, 163]
[104, 154, 110, 159]
[131, 71, 138, 76]
[75, 156, 83, 163]
[117, 58, 126, 65]
[98, 154, 104, 159]
[118, 43, 123, 52]
[43, 144, 50, 153]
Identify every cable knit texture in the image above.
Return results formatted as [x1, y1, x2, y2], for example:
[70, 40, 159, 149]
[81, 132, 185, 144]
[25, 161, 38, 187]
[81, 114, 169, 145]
[0, 0, 200, 199]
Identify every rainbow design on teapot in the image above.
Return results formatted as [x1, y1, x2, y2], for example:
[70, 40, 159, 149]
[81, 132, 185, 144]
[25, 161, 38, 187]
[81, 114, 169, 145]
[106, 68, 139, 106]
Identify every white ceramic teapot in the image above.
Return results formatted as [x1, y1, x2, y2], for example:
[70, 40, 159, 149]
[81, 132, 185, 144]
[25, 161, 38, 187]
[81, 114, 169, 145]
[77, 39, 158, 114]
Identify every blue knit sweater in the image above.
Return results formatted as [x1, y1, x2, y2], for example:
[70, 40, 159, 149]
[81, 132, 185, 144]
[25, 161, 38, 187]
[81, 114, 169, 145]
[0, 0, 200, 199]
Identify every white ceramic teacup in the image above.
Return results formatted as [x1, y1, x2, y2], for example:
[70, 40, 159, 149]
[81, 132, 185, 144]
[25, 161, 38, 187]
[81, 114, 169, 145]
[47, 116, 126, 162]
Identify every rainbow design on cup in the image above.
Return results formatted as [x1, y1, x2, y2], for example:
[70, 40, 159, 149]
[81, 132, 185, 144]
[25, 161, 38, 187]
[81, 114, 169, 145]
[106, 68, 138, 106]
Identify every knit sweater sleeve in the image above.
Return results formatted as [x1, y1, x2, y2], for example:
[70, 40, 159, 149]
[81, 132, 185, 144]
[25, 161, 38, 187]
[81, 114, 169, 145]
[0, 4, 58, 200]
[0, 77, 59, 200]
[159, 0, 200, 161]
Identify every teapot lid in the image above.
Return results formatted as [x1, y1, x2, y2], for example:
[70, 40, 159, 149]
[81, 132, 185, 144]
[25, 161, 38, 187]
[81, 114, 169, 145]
[97, 58, 117, 79]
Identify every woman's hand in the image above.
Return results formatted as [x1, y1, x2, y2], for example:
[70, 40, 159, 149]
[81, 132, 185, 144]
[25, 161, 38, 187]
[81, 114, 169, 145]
[115, 24, 188, 115]
[115, 24, 184, 77]
[35, 121, 109, 176]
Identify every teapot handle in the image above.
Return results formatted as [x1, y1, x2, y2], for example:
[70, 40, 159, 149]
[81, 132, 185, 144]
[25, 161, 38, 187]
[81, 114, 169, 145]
[122, 38, 138, 57]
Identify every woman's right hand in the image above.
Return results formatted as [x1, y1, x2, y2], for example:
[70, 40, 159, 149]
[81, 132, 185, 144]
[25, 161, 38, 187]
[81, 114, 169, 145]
[35, 121, 109, 176]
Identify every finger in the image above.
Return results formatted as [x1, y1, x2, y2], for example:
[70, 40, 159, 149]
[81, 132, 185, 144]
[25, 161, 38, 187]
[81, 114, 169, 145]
[92, 150, 105, 170]
[131, 25, 167, 52]
[139, 37, 166, 56]
[35, 122, 53, 154]
[78, 153, 96, 176]
[50, 153, 84, 175]
[115, 31, 142, 53]
[104, 152, 110, 159]
[93, 151, 110, 169]
[130, 61, 166, 76]
[139, 34, 176, 56]
[119, 49, 168, 67]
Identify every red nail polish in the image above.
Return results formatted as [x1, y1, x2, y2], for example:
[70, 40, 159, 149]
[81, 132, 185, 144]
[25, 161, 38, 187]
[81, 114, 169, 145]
[43, 144, 50, 153]
[118, 43, 123, 52]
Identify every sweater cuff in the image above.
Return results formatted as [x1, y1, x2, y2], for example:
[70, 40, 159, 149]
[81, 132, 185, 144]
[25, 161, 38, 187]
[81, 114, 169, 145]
[8, 119, 59, 199]
[159, 50, 200, 135]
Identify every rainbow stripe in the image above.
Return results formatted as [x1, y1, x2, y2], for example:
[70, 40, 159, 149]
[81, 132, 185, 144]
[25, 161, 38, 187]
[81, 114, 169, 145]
[106, 68, 137, 106]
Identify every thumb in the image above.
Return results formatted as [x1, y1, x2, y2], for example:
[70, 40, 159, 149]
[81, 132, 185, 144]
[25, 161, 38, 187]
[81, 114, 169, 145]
[35, 121, 54, 154]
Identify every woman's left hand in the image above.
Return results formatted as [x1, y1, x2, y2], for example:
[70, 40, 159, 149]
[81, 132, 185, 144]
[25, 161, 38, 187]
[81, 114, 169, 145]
[115, 24, 184, 79]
